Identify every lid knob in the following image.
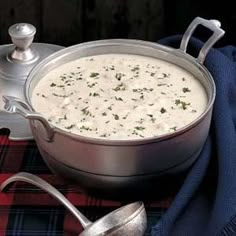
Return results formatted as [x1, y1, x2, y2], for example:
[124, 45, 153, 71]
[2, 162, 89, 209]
[8, 23, 38, 62]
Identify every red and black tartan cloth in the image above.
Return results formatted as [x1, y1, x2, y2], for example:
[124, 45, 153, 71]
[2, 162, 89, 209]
[0, 129, 174, 236]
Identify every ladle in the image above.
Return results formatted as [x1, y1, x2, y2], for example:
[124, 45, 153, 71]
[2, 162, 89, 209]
[0, 172, 147, 235]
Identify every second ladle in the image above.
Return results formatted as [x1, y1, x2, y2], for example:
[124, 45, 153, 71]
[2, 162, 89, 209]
[0, 172, 147, 236]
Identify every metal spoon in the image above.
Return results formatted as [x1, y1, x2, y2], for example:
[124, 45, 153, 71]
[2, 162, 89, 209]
[0, 172, 147, 236]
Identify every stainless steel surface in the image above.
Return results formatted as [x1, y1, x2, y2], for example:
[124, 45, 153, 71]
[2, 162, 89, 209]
[3, 17, 225, 192]
[0, 23, 64, 140]
[3, 96, 54, 142]
[180, 17, 225, 64]
[8, 23, 37, 62]
[1, 172, 147, 236]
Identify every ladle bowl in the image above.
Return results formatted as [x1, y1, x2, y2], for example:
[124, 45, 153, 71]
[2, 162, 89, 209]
[0, 172, 147, 235]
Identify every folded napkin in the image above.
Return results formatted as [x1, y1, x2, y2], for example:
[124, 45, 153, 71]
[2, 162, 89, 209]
[152, 36, 236, 236]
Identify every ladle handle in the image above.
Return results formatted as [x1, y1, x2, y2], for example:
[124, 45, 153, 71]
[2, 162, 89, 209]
[3, 96, 54, 142]
[0, 172, 92, 229]
[180, 17, 225, 64]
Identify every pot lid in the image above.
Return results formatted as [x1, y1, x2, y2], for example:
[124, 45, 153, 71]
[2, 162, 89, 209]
[0, 23, 64, 140]
[0, 23, 63, 80]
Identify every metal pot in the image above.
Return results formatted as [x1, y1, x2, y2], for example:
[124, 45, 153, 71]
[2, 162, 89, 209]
[4, 17, 224, 195]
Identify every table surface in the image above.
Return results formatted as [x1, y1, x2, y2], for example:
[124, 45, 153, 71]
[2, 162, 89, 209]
[0, 129, 175, 236]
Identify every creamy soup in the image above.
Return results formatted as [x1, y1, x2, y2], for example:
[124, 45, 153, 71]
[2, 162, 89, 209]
[32, 54, 208, 140]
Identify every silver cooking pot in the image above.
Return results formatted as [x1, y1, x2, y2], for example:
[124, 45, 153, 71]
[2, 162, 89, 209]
[4, 17, 225, 195]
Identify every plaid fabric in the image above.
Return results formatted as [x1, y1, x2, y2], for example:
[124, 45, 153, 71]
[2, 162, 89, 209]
[0, 129, 173, 236]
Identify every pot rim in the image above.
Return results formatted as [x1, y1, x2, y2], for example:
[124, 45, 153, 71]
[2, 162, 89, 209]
[24, 39, 216, 145]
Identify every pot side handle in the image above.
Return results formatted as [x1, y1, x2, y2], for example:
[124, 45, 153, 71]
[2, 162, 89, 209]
[180, 17, 225, 64]
[3, 96, 54, 142]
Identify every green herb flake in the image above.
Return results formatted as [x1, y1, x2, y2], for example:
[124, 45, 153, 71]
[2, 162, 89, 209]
[87, 83, 97, 88]
[115, 73, 125, 81]
[89, 92, 100, 97]
[80, 125, 90, 131]
[182, 87, 191, 93]
[160, 107, 167, 114]
[162, 73, 170, 78]
[112, 83, 126, 91]
[52, 93, 68, 98]
[102, 112, 107, 116]
[131, 65, 140, 72]
[90, 72, 99, 78]
[113, 114, 119, 120]
[50, 83, 57, 87]
[65, 124, 75, 130]
[151, 117, 156, 123]
[170, 126, 177, 131]
[81, 106, 90, 115]
[157, 83, 167, 87]
[175, 99, 190, 110]
[134, 126, 145, 131]
[115, 96, 123, 101]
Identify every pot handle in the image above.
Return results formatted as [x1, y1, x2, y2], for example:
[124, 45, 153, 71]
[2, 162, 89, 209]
[3, 96, 54, 142]
[180, 17, 225, 64]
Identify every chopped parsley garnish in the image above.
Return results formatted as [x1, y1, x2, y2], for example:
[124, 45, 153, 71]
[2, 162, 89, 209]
[182, 87, 191, 93]
[113, 83, 126, 91]
[175, 99, 190, 110]
[52, 93, 68, 98]
[131, 65, 140, 72]
[115, 73, 125, 81]
[134, 126, 145, 131]
[80, 125, 91, 131]
[170, 126, 177, 131]
[90, 72, 99, 78]
[160, 107, 167, 114]
[65, 124, 75, 129]
[50, 83, 57, 87]
[87, 83, 97, 88]
[162, 73, 170, 78]
[157, 83, 167, 86]
[81, 106, 90, 115]
[89, 92, 100, 97]
[115, 96, 123, 101]
[113, 114, 119, 120]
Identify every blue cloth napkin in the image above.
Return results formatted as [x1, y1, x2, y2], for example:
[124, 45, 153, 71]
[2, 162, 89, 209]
[151, 36, 236, 236]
